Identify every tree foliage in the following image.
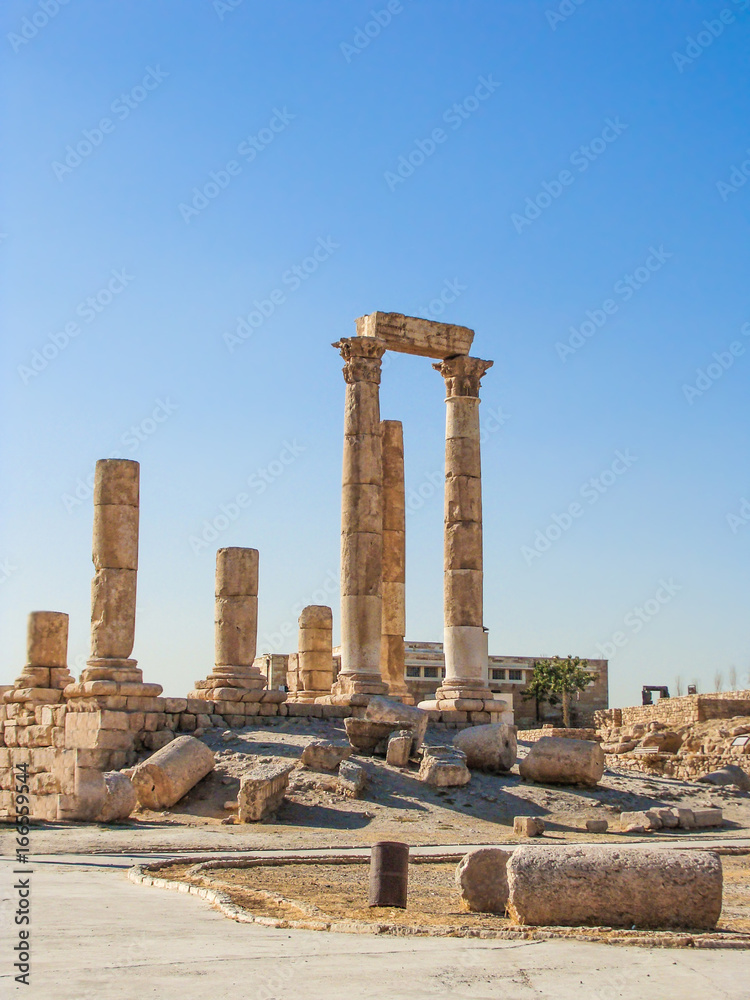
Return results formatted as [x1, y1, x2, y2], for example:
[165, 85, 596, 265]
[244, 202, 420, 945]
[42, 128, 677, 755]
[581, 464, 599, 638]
[523, 655, 592, 723]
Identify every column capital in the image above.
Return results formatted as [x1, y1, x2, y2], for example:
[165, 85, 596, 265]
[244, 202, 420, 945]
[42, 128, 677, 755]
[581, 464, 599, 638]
[433, 355, 493, 398]
[333, 336, 387, 385]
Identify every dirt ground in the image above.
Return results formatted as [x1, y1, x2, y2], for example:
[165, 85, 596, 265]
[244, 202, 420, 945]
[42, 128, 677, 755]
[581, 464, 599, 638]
[6, 719, 750, 857]
[143, 850, 750, 944]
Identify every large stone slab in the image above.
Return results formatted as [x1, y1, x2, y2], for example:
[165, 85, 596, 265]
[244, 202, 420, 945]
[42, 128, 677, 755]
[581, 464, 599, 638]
[519, 737, 604, 787]
[506, 845, 722, 930]
[456, 848, 510, 913]
[301, 739, 351, 771]
[453, 723, 517, 772]
[355, 311, 474, 359]
[238, 757, 296, 822]
[344, 717, 400, 754]
[97, 771, 137, 822]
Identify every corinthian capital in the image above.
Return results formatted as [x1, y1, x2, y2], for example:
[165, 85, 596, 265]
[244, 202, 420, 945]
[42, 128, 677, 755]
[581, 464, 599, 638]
[433, 355, 493, 398]
[333, 336, 387, 385]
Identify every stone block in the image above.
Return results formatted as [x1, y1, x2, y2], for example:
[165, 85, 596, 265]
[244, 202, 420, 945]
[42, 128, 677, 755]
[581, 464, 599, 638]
[619, 810, 660, 833]
[178, 713, 197, 731]
[514, 816, 545, 837]
[456, 848, 510, 913]
[585, 819, 609, 834]
[259, 703, 279, 716]
[385, 730, 413, 768]
[142, 731, 175, 751]
[97, 771, 137, 822]
[338, 759, 367, 798]
[364, 696, 427, 749]
[237, 757, 295, 821]
[675, 807, 695, 830]
[692, 807, 723, 828]
[419, 747, 470, 787]
[302, 739, 351, 771]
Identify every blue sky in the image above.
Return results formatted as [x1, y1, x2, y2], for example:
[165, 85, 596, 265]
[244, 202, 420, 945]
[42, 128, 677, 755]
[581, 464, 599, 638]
[1, 0, 749, 708]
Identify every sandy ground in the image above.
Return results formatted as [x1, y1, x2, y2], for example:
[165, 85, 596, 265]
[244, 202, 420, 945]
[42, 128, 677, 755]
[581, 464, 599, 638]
[5, 719, 749, 857]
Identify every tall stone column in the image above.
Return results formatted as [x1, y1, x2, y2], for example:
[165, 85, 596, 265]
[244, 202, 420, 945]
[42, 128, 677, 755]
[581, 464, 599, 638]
[4, 611, 74, 710]
[432, 355, 494, 709]
[379, 420, 411, 703]
[331, 336, 389, 702]
[189, 547, 269, 703]
[83, 459, 142, 682]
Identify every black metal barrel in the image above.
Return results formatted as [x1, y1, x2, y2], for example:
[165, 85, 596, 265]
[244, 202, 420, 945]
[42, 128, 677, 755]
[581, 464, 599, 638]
[368, 841, 409, 908]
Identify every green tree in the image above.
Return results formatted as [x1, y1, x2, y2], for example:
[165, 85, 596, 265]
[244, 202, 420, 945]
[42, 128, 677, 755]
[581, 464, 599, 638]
[523, 655, 592, 726]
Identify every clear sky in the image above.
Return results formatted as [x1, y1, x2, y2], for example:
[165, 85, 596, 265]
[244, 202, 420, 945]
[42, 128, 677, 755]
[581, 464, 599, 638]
[1, 0, 749, 709]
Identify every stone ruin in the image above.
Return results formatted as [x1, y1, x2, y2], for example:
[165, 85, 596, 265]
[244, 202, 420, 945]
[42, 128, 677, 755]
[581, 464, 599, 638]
[0, 311, 513, 821]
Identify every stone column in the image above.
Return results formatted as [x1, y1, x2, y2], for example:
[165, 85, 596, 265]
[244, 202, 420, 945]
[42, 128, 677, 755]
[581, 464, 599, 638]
[432, 355, 494, 709]
[294, 605, 333, 702]
[190, 547, 268, 703]
[379, 420, 411, 703]
[331, 336, 389, 702]
[83, 459, 142, 682]
[4, 612, 74, 707]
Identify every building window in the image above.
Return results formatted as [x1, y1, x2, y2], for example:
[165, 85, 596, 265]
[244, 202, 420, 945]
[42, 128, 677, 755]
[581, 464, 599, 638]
[490, 669, 506, 681]
[406, 666, 420, 678]
[509, 669, 523, 681]
[423, 667, 439, 679]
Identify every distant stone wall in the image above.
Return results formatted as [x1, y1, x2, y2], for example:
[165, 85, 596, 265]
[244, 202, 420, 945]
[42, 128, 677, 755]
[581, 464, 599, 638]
[595, 691, 750, 730]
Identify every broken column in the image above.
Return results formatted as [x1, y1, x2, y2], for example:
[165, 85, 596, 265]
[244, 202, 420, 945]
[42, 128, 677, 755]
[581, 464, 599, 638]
[189, 547, 272, 707]
[130, 735, 215, 809]
[426, 356, 496, 711]
[83, 459, 142, 683]
[294, 605, 333, 701]
[330, 336, 389, 704]
[379, 420, 411, 703]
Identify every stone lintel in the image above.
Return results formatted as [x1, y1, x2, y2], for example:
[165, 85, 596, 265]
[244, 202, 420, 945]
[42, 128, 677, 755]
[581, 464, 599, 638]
[355, 312, 474, 359]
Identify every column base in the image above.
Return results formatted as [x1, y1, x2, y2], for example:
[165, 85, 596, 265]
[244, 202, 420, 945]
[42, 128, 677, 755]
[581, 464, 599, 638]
[81, 658, 142, 683]
[324, 671, 389, 706]
[189, 666, 267, 702]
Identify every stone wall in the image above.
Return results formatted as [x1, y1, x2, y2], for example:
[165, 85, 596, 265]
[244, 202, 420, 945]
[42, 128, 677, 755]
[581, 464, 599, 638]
[595, 691, 750, 730]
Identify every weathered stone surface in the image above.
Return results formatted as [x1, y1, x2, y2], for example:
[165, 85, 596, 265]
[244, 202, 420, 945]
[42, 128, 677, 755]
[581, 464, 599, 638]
[698, 765, 750, 791]
[456, 848, 510, 913]
[519, 737, 604, 787]
[364, 696, 427, 749]
[345, 717, 400, 754]
[514, 816, 545, 837]
[619, 810, 660, 833]
[90, 568, 137, 659]
[338, 759, 367, 797]
[215, 547, 259, 597]
[301, 739, 351, 771]
[94, 458, 139, 506]
[453, 723, 516, 772]
[237, 758, 295, 821]
[385, 730, 413, 767]
[130, 735, 214, 809]
[506, 845, 723, 929]
[26, 611, 69, 668]
[97, 771, 137, 822]
[419, 747, 470, 787]
[585, 819, 609, 834]
[692, 807, 724, 828]
[601, 740, 637, 754]
[356, 310, 475, 359]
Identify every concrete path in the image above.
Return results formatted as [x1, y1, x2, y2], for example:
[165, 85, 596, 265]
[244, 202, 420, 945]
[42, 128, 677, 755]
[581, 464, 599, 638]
[2, 850, 750, 999]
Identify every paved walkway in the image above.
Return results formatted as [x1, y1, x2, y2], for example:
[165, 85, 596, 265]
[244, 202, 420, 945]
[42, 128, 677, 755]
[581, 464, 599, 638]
[2, 848, 750, 999]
